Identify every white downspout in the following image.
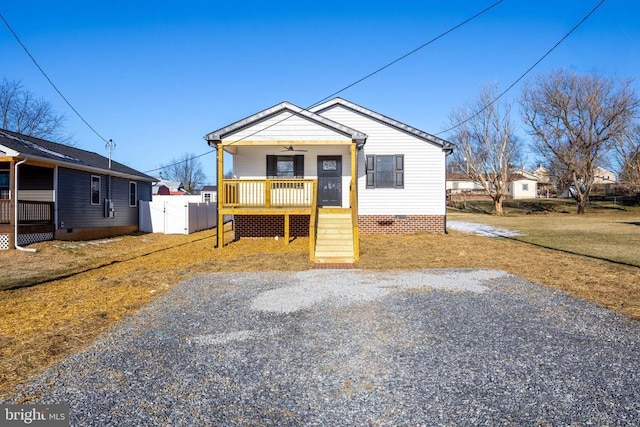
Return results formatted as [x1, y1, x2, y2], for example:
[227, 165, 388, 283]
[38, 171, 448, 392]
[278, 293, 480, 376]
[14, 157, 37, 252]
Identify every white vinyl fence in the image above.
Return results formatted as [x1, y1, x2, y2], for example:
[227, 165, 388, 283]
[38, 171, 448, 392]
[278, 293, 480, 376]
[139, 196, 217, 234]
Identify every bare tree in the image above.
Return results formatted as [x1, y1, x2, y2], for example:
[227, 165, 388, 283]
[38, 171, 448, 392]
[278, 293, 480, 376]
[0, 78, 69, 142]
[613, 124, 640, 195]
[448, 83, 522, 215]
[520, 70, 639, 214]
[160, 153, 206, 194]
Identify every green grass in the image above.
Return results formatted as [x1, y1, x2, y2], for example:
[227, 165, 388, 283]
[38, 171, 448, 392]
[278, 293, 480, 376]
[448, 200, 640, 267]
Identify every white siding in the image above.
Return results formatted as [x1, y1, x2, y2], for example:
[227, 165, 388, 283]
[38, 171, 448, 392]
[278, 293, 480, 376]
[509, 179, 537, 199]
[233, 145, 353, 208]
[221, 111, 350, 142]
[318, 106, 446, 215]
[446, 180, 479, 192]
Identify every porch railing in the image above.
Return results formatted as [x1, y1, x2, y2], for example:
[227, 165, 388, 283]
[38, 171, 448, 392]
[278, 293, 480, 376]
[350, 179, 359, 261]
[0, 199, 9, 224]
[0, 199, 54, 225]
[221, 179, 316, 209]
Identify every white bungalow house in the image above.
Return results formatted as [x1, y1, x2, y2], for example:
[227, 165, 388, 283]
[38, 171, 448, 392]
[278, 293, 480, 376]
[593, 166, 617, 184]
[446, 169, 538, 200]
[508, 169, 538, 199]
[204, 98, 453, 263]
[446, 172, 482, 193]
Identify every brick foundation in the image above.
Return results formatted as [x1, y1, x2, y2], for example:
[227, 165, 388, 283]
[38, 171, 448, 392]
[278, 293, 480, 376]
[358, 215, 446, 234]
[234, 215, 310, 238]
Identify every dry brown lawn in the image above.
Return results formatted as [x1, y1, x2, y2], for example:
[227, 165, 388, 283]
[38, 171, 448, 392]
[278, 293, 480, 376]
[1, 215, 639, 398]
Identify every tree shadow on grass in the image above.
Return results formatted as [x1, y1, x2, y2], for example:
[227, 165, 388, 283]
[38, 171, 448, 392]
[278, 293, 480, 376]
[501, 234, 640, 269]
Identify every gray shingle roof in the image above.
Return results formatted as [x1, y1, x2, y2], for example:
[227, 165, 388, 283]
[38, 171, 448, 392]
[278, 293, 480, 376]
[0, 129, 155, 182]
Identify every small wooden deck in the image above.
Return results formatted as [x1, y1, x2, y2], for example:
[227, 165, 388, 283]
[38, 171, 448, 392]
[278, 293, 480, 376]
[216, 178, 359, 262]
[217, 178, 317, 251]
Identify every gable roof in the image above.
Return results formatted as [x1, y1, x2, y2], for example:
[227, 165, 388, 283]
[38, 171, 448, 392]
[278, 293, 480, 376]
[311, 97, 454, 153]
[153, 178, 184, 191]
[509, 173, 538, 182]
[0, 129, 155, 182]
[204, 101, 367, 145]
[446, 172, 476, 182]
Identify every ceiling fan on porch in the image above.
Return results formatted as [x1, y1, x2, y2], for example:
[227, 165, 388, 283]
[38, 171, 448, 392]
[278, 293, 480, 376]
[280, 145, 307, 152]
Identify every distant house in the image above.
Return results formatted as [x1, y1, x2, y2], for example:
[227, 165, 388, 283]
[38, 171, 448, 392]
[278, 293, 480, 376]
[558, 166, 619, 198]
[593, 166, 617, 184]
[205, 97, 453, 262]
[0, 129, 155, 249]
[446, 169, 538, 200]
[533, 165, 554, 197]
[508, 171, 538, 199]
[152, 178, 188, 195]
[199, 185, 217, 203]
[446, 172, 482, 193]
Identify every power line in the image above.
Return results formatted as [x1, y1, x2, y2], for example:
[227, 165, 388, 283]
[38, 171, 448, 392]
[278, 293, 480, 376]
[0, 11, 110, 144]
[144, 0, 504, 175]
[144, 150, 214, 175]
[224, 0, 505, 148]
[437, 0, 607, 136]
[308, 0, 505, 110]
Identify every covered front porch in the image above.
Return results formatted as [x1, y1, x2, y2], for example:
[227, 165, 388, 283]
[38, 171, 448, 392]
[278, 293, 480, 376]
[213, 142, 361, 262]
[205, 101, 368, 262]
[0, 159, 55, 249]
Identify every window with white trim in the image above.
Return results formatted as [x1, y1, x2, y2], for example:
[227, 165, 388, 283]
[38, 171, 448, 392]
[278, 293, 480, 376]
[91, 175, 101, 205]
[366, 154, 404, 189]
[129, 182, 137, 207]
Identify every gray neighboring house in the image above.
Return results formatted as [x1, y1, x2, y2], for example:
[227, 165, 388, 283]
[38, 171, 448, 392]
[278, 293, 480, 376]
[0, 129, 155, 249]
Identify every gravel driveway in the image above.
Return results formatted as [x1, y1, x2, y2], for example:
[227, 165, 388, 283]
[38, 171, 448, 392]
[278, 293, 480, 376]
[7, 269, 640, 426]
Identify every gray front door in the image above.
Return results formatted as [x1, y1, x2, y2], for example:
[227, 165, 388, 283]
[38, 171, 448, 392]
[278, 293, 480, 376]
[317, 156, 342, 206]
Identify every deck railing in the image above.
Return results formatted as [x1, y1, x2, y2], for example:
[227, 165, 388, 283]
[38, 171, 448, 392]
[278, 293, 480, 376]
[0, 199, 9, 224]
[221, 179, 316, 209]
[0, 199, 54, 225]
[309, 185, 319, 261]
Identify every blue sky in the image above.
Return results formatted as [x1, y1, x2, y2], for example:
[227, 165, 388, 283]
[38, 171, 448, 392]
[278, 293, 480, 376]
[1, 0, 638, 183]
